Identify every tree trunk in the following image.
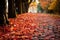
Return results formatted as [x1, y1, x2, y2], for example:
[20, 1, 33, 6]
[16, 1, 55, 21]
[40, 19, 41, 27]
[15, 0, 32, 14]
[8, 0, 16, 18]
[15, 0, 22, 14]
[0, 0, 9, 26]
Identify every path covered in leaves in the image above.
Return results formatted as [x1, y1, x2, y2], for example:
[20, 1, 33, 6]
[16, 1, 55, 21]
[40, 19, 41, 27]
[0, 13, 60, 40]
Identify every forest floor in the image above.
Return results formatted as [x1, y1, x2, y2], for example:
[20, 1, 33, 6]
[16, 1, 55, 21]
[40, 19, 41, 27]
[0, 13, 60, 40]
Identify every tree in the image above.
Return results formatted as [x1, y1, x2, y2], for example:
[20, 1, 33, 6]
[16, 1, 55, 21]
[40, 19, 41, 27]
[8, 0, 16, 18]
[0, 0, 9, 26]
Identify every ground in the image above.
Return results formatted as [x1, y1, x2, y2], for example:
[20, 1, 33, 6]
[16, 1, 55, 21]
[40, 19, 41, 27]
[0, 13, 60, 40]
